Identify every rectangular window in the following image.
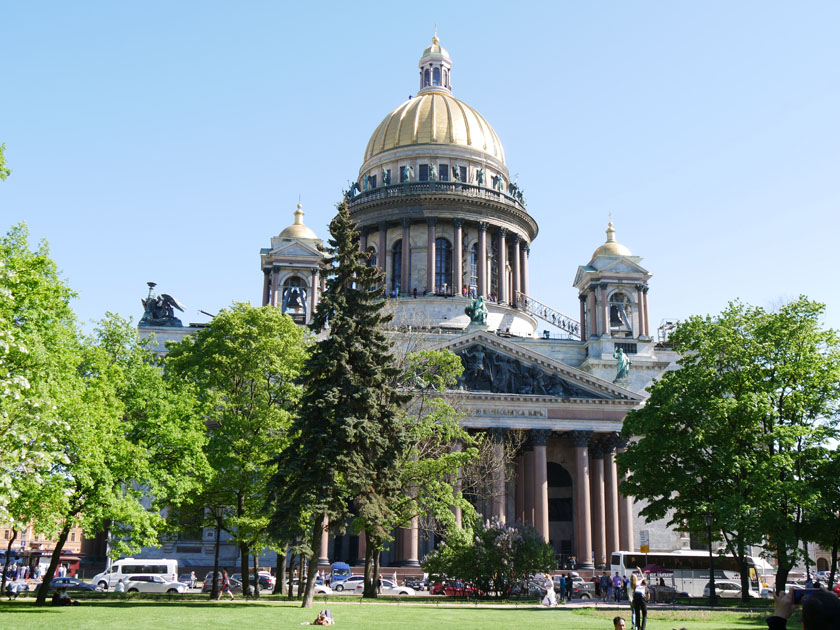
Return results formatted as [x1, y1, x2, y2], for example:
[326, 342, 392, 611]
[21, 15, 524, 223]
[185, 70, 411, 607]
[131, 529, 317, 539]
[438, 164, 449, 181]
[70, 532, 75, 542]
[3, 530, 8, 540]
[459, 166, 467, 182]
[419, 164, 429, 181]
[370, 174, 377, 188]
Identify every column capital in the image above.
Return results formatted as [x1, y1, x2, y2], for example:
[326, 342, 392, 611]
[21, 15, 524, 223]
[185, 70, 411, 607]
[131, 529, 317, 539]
[569, 430, 593, 448]
[360, 226, 370, 237]
[589, 441, 605, 458]
[478, 221, 488, 233]
[453, 217, 464, 228]
[600, 432, 624, 453]
[635, 283, 645, 291]
[402, 217, 412, 228]
[579, 293, 588, 302]
[522, 243, 530, 254]
[512, 232, 521, 244]
[530, 429, 552, 446]
[497, 227, 508, 238]
[599, 282, 609, 290]
[378, 221, 387, 231]
[642, 286, 649, 294]
[426, 217, 437, 227]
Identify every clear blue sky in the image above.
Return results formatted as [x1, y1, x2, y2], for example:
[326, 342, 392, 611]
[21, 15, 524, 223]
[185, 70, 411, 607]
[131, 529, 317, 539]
[3, 1, 839, 334]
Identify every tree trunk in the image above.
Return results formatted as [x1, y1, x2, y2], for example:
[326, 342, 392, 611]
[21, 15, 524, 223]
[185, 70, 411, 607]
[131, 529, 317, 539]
[275, 546, 287, 595]
[287, 553, 296, 599]
[252, 550, 260, 598]
[1, 530, 17, 594]
[373, 550, 381, 597]
[240, 542, 251, 598]
[35, 520, 72, 605]
[301, 517, 324, 608]
[362, 535, 377, 598]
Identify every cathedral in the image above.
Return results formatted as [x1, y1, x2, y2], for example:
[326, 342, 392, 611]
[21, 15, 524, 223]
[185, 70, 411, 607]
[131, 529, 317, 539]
[254, 37, 681, 571]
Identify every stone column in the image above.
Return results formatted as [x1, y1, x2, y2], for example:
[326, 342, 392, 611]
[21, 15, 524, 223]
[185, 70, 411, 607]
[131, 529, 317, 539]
[497, 228, 507, 304]
[401, 518, 420, 567]
[603, 434, 620, 561]
[515, 455, 525, 524]
[477, 222, 487, 297]
[616, 439, 635, 551]
[378, 222, 387, 278]
[590, 440, 606, 569]
[426, 218, 436, 293]
[579, 294, 587, 342]
[270, 268, 280, 308]
[642, 287, 650, 337]
[360, 226, 368, 254]
[489, 428, 507, 523]
[588, 286, 598, 337]
[309, 269, 318, 325]
[401, 219, 411, 294]
[571, 430, 594, 569]
[521, 244, 530, 298]
[453, 218, 463, 296]
[512, 235, 521, 306]
[635, 284, 645, 338]
[318, 515, 330, 566]
[262, 269, 271, 306]
[523, 444, 535, 526]
[532, 429, 551, 543]
[357, 531, 366, 564]
[600, 283, 610, 337]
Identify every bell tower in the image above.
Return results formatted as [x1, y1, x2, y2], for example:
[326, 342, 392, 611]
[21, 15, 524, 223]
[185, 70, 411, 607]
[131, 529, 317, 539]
[573, 222, 653, 369]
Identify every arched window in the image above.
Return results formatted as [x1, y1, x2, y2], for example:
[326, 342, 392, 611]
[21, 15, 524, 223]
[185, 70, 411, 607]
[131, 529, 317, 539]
[423, 68, 430, 87]
[366, 246, 377, 269]
[609, 292, 632, 336]
[392, 240, 402, 293]
[433, 67, 441, 86]
[469, 243, 478, 296]
[435, 237, 452, 293]
[282, 276, 307, 323]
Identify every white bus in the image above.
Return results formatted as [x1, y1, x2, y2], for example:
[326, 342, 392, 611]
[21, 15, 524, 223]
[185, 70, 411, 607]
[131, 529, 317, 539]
[610, 550, 762, 598]
[92, 558, 178, 590]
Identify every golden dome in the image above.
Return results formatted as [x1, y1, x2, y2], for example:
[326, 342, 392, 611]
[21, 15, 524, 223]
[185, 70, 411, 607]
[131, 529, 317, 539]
[279, 204, 318, 240]
[592, 221, 632, 257]
[363, 91, 505, 164]
[421, 37, 449, 60]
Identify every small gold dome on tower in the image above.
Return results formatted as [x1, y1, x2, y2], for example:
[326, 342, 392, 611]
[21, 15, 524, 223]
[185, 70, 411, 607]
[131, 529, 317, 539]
[279, 203, 318, 240]
[592, 221, 632, 257]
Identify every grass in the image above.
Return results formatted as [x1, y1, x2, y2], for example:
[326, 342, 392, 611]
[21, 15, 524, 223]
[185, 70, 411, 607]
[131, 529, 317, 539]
[0, 596, 790, 630]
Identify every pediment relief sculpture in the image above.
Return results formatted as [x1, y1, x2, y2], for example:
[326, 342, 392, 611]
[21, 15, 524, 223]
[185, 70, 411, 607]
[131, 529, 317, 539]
[455, 344, 605, 399]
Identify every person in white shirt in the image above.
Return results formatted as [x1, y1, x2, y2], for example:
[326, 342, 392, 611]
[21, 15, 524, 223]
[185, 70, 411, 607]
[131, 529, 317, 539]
[114, 579, 125, 594]
[632, 577, 648, 630]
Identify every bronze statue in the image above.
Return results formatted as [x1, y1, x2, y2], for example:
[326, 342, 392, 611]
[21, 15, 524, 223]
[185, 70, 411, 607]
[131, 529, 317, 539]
[140, 282, 185, 327]
[464, 295, 488, 325]
[613, 347, 631, 381]
[476, 168, 485, 186]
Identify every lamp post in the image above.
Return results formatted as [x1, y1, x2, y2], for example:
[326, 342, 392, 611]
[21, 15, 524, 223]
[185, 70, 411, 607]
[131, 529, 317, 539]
[210, 506, 224, 600]
[704, 511, 716, 607]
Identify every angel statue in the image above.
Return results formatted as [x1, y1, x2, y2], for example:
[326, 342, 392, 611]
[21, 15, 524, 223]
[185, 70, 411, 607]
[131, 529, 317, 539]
[613, 347, 631, 381]
[140, 282, 186, 327]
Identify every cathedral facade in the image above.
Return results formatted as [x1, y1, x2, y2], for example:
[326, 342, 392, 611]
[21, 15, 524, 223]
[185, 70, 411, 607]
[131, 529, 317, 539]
[259, 37, 681, 570]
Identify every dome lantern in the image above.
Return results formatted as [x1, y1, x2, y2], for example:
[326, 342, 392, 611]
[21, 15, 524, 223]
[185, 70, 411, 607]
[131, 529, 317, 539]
[418, 34, 452, 94]
[279, 203, 318, 240]
[592, 221, 632, 257]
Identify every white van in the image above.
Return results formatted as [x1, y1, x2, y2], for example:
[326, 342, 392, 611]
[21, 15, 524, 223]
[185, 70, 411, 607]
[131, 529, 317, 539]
[92, 558, 178, 590]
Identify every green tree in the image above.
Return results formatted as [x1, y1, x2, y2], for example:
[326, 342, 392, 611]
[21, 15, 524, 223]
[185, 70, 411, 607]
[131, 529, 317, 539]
[422, 518, 554, 599]
[0, 143, 10, 180]
[271, 202, 407, 608]
[166, 303, 307, 597]
[34, 313, 208, 605]
[619, 297, 840, 599]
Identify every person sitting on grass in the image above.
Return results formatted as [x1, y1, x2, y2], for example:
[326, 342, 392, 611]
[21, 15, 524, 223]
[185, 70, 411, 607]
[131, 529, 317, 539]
[51, 587, 78, 606]
[114, 578, 125, 594]
[312, 609, 334, 625]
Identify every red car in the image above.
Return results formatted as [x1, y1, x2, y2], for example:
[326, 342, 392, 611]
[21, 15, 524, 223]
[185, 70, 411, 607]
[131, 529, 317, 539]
[431, 579, 482, 597]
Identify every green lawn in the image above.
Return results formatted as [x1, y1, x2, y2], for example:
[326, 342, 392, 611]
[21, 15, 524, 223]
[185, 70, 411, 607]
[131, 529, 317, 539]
[0, 597, 785, 630]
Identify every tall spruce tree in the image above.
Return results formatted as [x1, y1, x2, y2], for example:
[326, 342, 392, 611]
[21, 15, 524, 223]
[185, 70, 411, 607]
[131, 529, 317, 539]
[271, 202, 409, 608]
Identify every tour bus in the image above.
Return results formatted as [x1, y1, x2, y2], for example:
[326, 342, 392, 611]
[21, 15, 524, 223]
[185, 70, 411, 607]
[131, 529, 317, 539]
[91, 558, 178, 590]
[610, 550, 762, 598]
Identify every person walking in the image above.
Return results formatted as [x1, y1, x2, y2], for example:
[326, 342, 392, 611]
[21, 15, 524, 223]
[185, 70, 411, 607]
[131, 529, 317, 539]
[613, 572, 623, 602]
[541, 575, 557, 607]
[189, 571, 196, 589]
[631, 576, 648, 630]
[600, 572, 611, 602]
[218, 568, 235, 601]
[565, 573, 573, 601]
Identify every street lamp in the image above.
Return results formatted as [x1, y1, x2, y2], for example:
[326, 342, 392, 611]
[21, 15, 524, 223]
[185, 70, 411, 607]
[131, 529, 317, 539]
[210, 506, 224, 600]
[704, 511, 716, 607]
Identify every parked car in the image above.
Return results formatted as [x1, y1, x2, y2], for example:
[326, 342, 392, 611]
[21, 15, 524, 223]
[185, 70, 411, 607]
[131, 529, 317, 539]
[353, 578, 415, 596]
[201, 572, 244, 594]
[703, 581, 742, 599]
[41, 577, 103, 592]
[123, 574, 188, 594]
[333, 575, 364, 591]
[403, 576, 426, 591]
[231, 572, 272, 591]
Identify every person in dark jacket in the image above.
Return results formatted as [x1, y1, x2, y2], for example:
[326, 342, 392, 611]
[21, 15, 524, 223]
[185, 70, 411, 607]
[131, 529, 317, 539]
[766, 588, 840, 630]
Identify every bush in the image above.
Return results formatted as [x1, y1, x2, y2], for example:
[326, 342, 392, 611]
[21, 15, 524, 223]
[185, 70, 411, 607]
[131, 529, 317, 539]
[423, 518, 555, 598]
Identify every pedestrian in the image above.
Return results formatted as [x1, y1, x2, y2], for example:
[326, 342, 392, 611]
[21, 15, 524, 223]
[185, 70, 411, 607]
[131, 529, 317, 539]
[565, 573, 573, 601]
[218, 568, 235, 601]
[613, 617, 626, 630]
[557, 574, 566, 603]
[377, 574, 382, 594]
[189, 571, 196, 589]
[612, 572, 623, 602]
[412, 288, 417, 299]
[541, 575, 557, 607]
[115, 578, 125, 594]
[632, 577, 648, 630]
[594, 574, 601, 597]
[600, 572, 611, 602]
